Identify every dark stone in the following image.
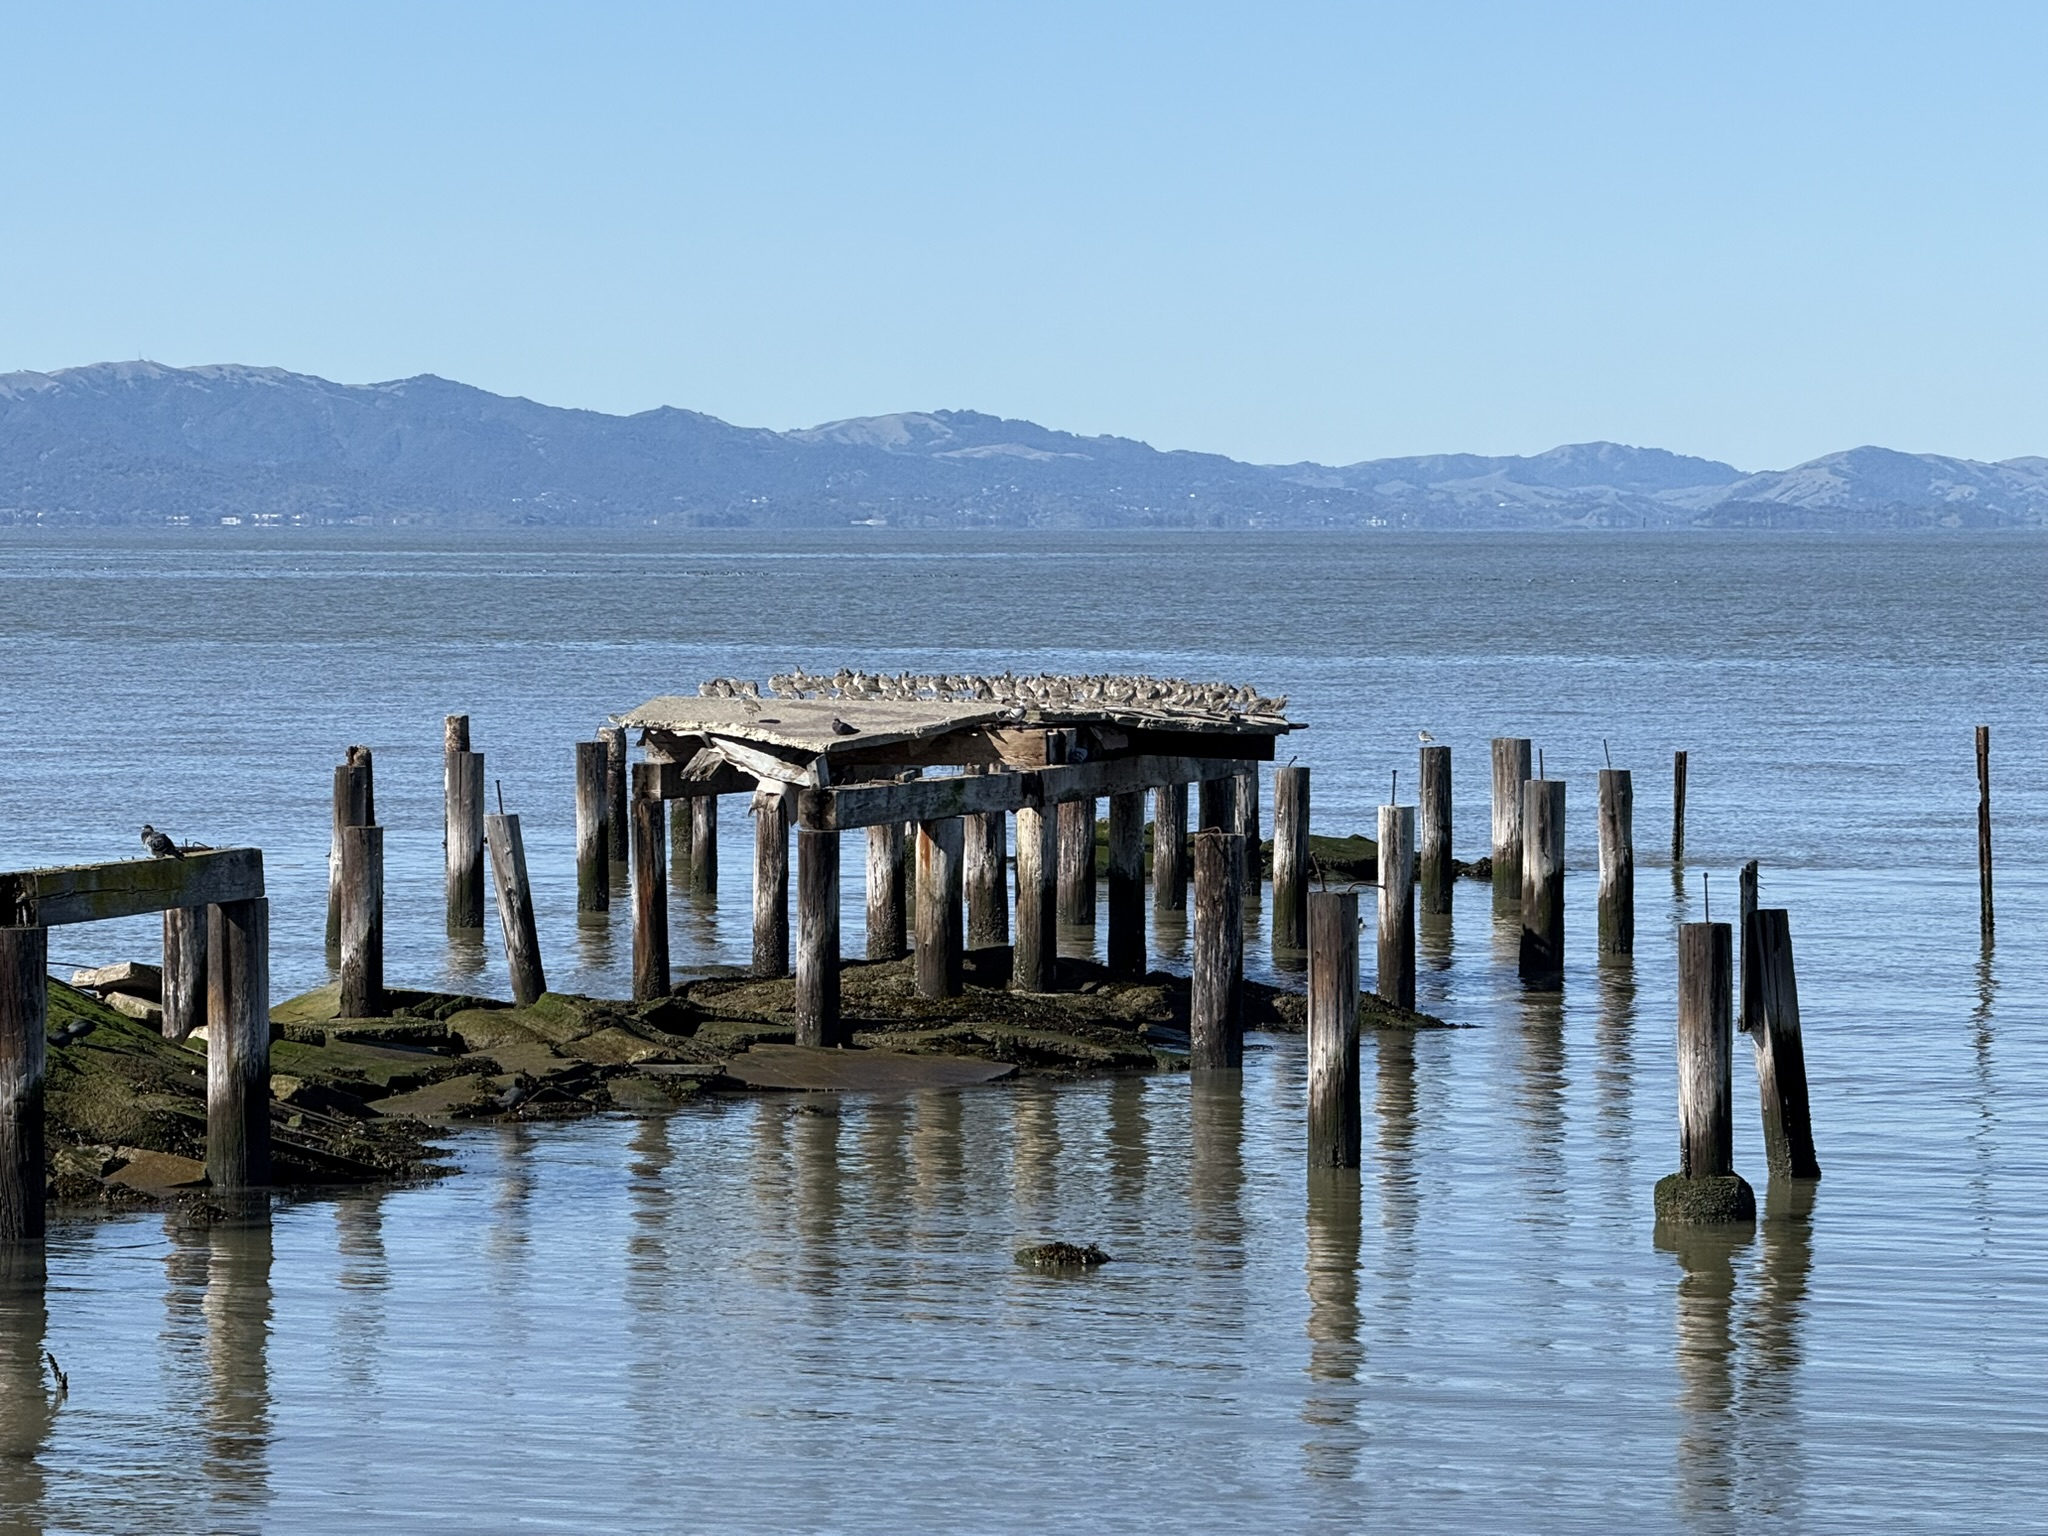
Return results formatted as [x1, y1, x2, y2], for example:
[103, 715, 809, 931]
[1653, 1172, 1757, 1225]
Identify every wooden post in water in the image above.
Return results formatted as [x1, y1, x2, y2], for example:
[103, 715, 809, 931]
[1272, 765, 1310, 954]
[327, 756, 371, 948]
[1057, 798, 1096, 926]
[1491, 738, 1531, 906]
[1236, 765, 1262, 902]
[1418, 746, 1452, 915]
[1737, 859, 1759, 1032]
[205, 898, 271, 1192]
[1152, 782, 1188, 912]
[1191, 830, 1245, 1071]
[795, 826, 842, 1045]
[338, 824, 385, 1017]
[1518, 779, 1565, 988]
[964, 808, 1008, 950]
[1597, 768, 1634, 957]
[1106, 790, 1146, 978]
[630, 773, 669, 1001]
[1653, 921, 1755, 1223]
[1748, 908, 1821, 1180]
[1197, 775, 1235, 834]
[162, 906, 207, 1041]
[0, 926, 48, 1241]
[1376, 804, 1416, 1010]
[1977, 725, 1993, 940]
[752, 785, 792, 979]
[690, 797, 719, 900]
[445, 718, 485, 931]
[866, 822, 907, 960]
[574, 740, 609, 914]
[485, 813, 547, 1005]
[1013, 801, 1058, 992]
[601, 726, 629, 866]
[1306, 890, 1360, 1169]
[1672, 750, 1688, 864]
[914, 818, 965, 999]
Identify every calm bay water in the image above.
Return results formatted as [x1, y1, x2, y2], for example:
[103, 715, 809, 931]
[0, 528, 2043, 1532]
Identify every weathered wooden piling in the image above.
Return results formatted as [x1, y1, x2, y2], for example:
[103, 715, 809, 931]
[1377, 804, 1416, 1010]
[1738, 859, 1759, 1032]
[690, 797, 719, 900]
[1748, 908, 1821, 1180]
[327, 756, 372, 947]
[1977, 725, 1993, 939]
[1272, 765, 1310, 954]
[601, 725, 629, 866]
[1597, 768, 1634, 957]
[1307, 890, 1361, 1169]
[1236, 766, 1262, 902]
[444, 717, 485, 931]
[1518, 778, 1566, 988]
[1013, 802, 1057, 992]
[1191, 830, 1245, 1070]
[485, 813, 547, 1005]
[1106, 791, 1146, 978]
[162, 906, 207, 1041]
[795, 827, 842, 1045]
[574, 740, 610, 914]
[205, 898, 272, 1192]
[1491, 738, 1532, 906]
[1152, 782, 1188, 912]
[915, 818, 965, 999]
[1654, 921, 1755, 1223]
[1056, 798, 1096, 925]
[1672, 749, 1688, 864]
[630, 776, 669, 1001]
[338, 824, 385, 1017]
[1418, 746, 1452, 916]
[964, 808, 1008, 949]
[866, 822, 907, 960]
[0, 926, 48, 1240]
[752, 785, 792, 978]
[1198, 774, 1236, 833]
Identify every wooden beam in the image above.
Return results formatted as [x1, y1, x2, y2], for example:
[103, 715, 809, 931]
[634, 759, 758, 801]
[0, 848, 265, 928]
[799, 754, 1248, 833]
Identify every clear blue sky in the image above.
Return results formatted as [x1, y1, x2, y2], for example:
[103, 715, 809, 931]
[3, 2, 2043, 470]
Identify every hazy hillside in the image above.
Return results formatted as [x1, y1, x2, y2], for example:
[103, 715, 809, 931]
[2, 361, 2042, 529]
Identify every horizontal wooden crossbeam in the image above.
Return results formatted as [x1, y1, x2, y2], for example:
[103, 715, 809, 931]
[0, 848, 265, 927]
[799, 754, 1250, 832]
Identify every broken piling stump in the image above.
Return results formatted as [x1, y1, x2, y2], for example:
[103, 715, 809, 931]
[1377, 804, 1416, 1010]
[1597, 767, 1634, 957]
[1418, 745, 1452, 916]
[1654, 921, 1755, 1224]
[1191, 829, 1245, 1071]
[1518, 778, 1565, 989]
[485, 813, 547, 1006]
[1307, 890, 1360, 1169]
[1491, 737, 1531, 909]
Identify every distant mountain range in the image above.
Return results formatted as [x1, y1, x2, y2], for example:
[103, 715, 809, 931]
[3, 360, 2043, 530]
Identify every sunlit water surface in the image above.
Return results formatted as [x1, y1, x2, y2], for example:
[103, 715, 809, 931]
[0, 529, 2043, 1532]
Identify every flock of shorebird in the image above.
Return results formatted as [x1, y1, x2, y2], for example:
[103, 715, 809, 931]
[690, 670, 1288, 718]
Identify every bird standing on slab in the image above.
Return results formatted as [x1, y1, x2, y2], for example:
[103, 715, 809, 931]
[141, 824, 184, 859]
[1418, 730, 1435, 744]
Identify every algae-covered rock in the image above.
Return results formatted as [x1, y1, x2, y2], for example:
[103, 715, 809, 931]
[1015, 1241, 1110, 1270]
[42, 979, 449, 1205]
[1653, 1172, 1757, 1225]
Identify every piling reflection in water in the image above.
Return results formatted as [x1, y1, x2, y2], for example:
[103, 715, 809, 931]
[0, 1247, 51, 1523]
[200, 1207, 276, 1522]
[791, 1102, 844, 1296]
[1303, 1169, 1364, 1482]
[1594, 959, 1638, 1198]
[1657, 1217, 1760, 1530]
[1746, 1179, 1816, 1488]
[1011, 1083, 1060, 1232]
[332, 1189, 390, 1393]
[1513, 987, 1568, 1214]
[1104, 1075, 1150, 1210]
[909, 1087, 964, 1220]
[1372, 1031, 1421, 1293]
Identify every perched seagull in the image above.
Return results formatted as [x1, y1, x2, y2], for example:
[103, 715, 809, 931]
[830, 717, 859, 736]
[1418, 730, 1435, 744]
[141, 824, 184, 859]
